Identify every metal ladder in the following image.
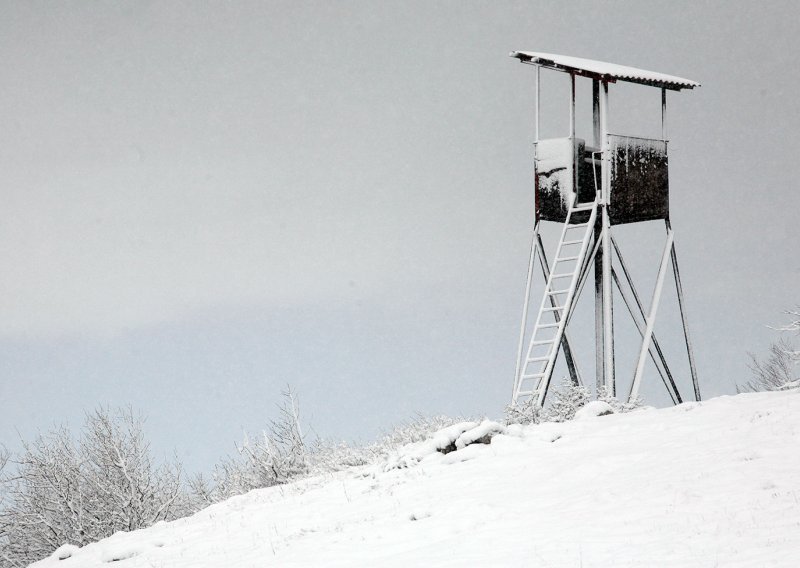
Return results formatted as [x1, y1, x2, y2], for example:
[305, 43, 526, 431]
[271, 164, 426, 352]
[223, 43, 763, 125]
[512, 195, 600, 407]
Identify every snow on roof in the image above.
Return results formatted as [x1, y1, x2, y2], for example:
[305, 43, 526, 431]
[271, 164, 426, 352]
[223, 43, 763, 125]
[510, 51, 700, 91]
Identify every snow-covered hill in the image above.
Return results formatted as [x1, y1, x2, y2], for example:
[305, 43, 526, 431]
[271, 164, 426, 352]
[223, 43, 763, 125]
[33, 391, 800, 567]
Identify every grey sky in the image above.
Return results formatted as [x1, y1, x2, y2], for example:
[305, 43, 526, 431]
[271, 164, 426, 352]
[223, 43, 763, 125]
[1, 1, 797, 472]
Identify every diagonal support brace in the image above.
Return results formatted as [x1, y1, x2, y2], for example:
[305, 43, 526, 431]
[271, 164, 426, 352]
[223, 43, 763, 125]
[629, 229, 674, 401]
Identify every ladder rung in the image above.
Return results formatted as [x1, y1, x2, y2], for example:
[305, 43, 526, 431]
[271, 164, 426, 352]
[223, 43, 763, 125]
[571, 203, 596, 212]
[530, 340, 554, 346]
[551, 272, 573, 279]
[562, 239, 584, 246]
[556, 255, 580, 262]
[541, 306, 564, 311]
[526, 356, 550, 363]
[521, 373, 544, 380]
[567, 222, 590, 228]
[537, 322, 561, 329]
[548, 289, 572, 295]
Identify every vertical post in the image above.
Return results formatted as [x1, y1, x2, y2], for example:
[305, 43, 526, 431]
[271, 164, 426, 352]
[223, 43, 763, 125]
[661, 88, 667, 140]
[534, 65, 540, 142]
[599, 80, 615, 395]
[630, 229, 675, 401]
[569, 73, 576, 139]
[570, 73, 577, 204]
[592, 80, 604, 393]
[599, 81, 609, 204]
[592, 80, 600, 147]
[513, 222, 540, 397]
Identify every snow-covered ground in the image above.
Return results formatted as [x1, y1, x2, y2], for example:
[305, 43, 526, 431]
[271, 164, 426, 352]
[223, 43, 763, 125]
[33, 391, 800, 567]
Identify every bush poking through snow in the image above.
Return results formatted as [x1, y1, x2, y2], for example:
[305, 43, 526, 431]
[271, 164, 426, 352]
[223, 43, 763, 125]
[197, 397, 471, 502]
[198, 387, 311, 503]
[385, 420, 507, 470]
[0, 408, 186, 568]
[376, 414, 474, 454]
[384, 422, 478, 469]
[544, 382, 591, 422]
[505, 382, 643, 426]
[740, 308, 799, 393]
[504, 398, 542, 426]
[742, 340, 799, 392]
[505, 382, 591, 425]
[596, 386, 643, 414]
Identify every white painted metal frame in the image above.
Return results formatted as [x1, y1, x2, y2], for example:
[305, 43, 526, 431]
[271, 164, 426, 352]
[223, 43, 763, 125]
[670, 233, 701, 401]
[629, 229, 674, 401]
[512, 196, 599, 405]
[537, 233, 582, 386]
[611, 234, 682, 403]
[599, 80, 615, 395]
[511, 58, 701, 409]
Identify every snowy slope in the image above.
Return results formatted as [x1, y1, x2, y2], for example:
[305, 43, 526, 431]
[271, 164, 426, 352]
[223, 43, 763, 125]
[33, 391, 800, 567]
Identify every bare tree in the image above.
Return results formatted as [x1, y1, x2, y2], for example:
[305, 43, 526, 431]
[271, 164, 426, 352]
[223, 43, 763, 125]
[0, 408, 188, 567]
[774, 308, 800, 333]
[741, 308, 800, 392]
[198, 386, 310, 503]
[0, 426, 84, 565]
[80, 407, 184, 533]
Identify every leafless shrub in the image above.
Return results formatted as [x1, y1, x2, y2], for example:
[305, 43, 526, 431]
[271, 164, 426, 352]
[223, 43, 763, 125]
[505, 381, 590, 425]
[306, 439, 375, 474]
[596, 386, 643, 413]
[544, 382, 592, 422]
[741, 338, 798, 392]
[740, 308, 800, 392]
[375, 414, 471, 453]
[504, 397, 542, 425]
[505, 382, 642, 426]
[198, 387, 312, 503]
[0, 408, 187, 567]
[195, 394, 470, 505]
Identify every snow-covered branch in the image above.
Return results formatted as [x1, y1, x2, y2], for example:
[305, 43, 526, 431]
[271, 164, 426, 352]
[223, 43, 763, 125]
[743, 307, 800, 392]
[0, 408, 189, 567]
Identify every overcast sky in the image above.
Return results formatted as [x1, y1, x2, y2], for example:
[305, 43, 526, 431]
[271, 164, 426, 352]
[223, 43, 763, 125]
[1, 1, 797, 473]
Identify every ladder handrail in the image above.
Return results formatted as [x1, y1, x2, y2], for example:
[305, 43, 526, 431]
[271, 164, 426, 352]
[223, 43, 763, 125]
[534, 199, 598, 405]
[512, 194, 600, 405]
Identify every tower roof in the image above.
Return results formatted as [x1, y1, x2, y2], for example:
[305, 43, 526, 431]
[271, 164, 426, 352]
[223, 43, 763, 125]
[510, 51, 700, 91]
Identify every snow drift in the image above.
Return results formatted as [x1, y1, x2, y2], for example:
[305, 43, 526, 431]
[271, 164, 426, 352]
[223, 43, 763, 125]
[32, 390, 800, 567]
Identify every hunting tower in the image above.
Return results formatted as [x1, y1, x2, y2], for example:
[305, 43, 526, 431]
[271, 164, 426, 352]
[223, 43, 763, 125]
[510, 51, 701, 408]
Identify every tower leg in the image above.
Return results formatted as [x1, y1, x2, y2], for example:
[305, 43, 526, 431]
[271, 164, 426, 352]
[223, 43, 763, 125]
[594, 220, 605, 393]
[629, 229, 674, 401]
[670, 237, 701, 401]
[611, 270, 680, 404]
[610, 235, 682, 404]
[601, 207, 614, 395]
[592, 79, 605, 394]
[513, 221, 540, 396]
[598, 80, 615, 395]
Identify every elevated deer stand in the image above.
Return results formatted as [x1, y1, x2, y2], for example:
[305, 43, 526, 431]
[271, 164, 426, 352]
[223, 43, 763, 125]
[509, 51, 701, 408]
